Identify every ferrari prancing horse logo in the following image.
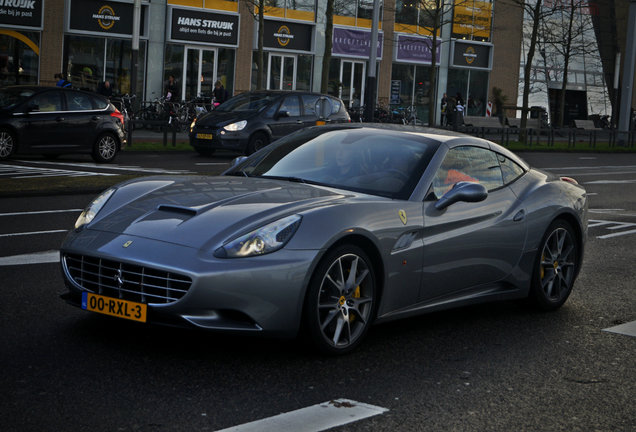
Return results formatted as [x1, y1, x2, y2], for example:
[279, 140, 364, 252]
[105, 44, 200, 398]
[122, 240, 133, 248]
[398, 210, 407, 225]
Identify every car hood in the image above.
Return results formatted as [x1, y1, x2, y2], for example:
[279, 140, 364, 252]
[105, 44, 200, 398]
[88, 176, 346, 249]
[196, 110, 253, 126]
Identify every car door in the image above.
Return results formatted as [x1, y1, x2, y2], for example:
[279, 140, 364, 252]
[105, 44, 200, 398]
[62, 90, 101, 148]
[268, 94, 302, 140]
[23, 90, 65, 149]
[419, 145, 527, 302]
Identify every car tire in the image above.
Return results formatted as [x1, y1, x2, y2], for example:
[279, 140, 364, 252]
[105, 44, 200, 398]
[0, 129, 16, 160]
[303, 245, 377, 355]
[528, 219, 579, 311]
[92, 132, 118, 163]
[246, 132, 269, 155]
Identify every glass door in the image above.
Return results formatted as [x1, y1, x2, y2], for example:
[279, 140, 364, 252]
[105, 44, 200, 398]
[268, 54, 297, 90]
[184, 48, 217, 100]
[340, 60, 366, 108]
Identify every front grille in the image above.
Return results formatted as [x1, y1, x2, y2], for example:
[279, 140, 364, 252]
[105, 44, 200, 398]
[64, 253, 192, 304]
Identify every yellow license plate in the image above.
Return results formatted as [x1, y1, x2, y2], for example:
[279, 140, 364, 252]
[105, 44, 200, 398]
[196, 133, 213, 140]
[82, 292, 147, 323]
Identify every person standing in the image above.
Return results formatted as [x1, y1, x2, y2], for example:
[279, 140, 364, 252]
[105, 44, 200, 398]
[97, 80, 113, 98]
[212, 80, 228, 105]
[440, 93, 448, 126]
[165, 75, 179, 101]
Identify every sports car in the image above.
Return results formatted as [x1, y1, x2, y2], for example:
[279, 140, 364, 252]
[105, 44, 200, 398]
[60, 125, 588, 354]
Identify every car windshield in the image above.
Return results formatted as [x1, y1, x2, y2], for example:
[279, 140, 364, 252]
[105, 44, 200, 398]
[0, 88, 36, 110]
[225, 127, 438, 200]
[216, 92, 278, 113]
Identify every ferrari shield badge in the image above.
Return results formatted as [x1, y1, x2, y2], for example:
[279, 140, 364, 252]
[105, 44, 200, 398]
[122, 240, 133, 248]
[398, 210, 407, 225]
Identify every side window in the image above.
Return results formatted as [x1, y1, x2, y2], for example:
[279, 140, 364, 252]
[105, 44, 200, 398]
[498, 153, 526, 185]
[32, 92, 62, 112]
[433, 146, 504, 197]
[329, 97, 342, 114]
[263, 101, 280, 118]
[278, 95, 300, 117]
[301, 94, 320, 117]
[66, 92, 93, 111]
[90, 95, 109, 110]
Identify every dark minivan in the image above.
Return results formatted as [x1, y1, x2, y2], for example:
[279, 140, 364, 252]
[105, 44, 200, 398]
[189, 91, 350, 156]
[0, 86, 126, 163]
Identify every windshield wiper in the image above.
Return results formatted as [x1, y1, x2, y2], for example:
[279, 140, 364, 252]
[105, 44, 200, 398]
[260, 175, 308, 184]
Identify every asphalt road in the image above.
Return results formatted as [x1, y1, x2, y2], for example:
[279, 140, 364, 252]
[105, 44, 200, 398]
[1, 151, 634, 432]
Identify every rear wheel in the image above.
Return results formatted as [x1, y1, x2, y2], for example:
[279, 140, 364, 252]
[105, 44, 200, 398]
[304, 245, 376, 355]
[529, 220, 579, 310]
[246, 132, 269, 155]
[0, 129, 16, 160]
[92, 133, 118, 163]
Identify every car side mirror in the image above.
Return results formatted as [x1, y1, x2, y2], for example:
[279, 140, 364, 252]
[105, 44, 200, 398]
[435, 181, 488, 210]
[276, 111, 290, 119]
[230, 156, 248, 168]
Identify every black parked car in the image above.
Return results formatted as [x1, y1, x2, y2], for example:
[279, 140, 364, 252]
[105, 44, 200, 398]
[0, 86, 126, 163]
[189, 91, 350, 155]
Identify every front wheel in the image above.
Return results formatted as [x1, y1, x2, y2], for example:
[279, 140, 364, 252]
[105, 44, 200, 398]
[92, 133, 118, 163]
[0, 129, 16, 160]
[529, 220, 580, 310]
[246, 132, 269, 155]
[304, 245, 376, 355]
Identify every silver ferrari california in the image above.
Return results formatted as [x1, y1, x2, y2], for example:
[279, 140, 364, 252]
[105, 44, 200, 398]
[60, 125, 588, 354]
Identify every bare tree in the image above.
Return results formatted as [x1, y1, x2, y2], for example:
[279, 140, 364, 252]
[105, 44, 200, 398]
[321, 0, 335, 93]
[542, 0, 596, 127]
[243, 0, 267, 90]
[502, 0, 559, 135]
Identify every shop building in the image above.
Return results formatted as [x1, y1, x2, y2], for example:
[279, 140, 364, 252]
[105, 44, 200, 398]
[3, 0, 533, 126]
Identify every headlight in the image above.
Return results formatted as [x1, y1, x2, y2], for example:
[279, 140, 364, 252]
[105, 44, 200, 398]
[75, 188, 115, 229]
[224, 120, 247, 132]
[215, 215, 302, 258]
[190, 117, 197, 133]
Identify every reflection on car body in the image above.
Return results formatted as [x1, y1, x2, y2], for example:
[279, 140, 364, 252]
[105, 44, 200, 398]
[60, 125, 588, 354]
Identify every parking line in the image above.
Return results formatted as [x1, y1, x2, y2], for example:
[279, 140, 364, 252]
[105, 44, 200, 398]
[603, 321, 636, 338]
[214, 399, 388, 432]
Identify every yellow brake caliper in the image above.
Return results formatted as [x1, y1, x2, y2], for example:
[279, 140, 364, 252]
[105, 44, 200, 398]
[540, 253, 545, 280]
[349, 286, 361, 323]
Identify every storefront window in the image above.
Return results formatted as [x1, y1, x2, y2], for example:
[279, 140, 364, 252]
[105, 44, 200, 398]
[334, 0, 381, 27]
[395, 1, 435, 35]
[0, 31, 40, 86]
[218, 48, 235, 97]
[391, 63, 431, 122]
[64, 35, 147, 95]
[447, 68, 489, 116]
[65, 35, 104, 91]
[164, 44, 184, 99]
[296, 55, 313, 91]
[263, 0, 315, 20]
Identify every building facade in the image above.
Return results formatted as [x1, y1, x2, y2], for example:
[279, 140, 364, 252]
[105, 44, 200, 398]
[1, 0, 536, 126]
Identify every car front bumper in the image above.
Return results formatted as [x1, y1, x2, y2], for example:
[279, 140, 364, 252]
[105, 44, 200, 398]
[60, 230, 319, 337]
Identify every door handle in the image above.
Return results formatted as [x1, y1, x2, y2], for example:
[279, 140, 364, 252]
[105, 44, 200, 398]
[55, 117, 65, 122]
[92, 116, 100, 121]
[513, 209, 526, 222]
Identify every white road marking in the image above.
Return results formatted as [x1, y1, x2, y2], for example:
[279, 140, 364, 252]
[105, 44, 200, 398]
[0, 229, 67, 238]
[603, 321, 636, 338]
[214, 399, 388, 432]
[0, 250, 60, 266]
[16, 160, 193, 175]
[0, 209, 82, 217]
[585, 179, 636, 184]
[0, 164, 115, 178]
[588, 219, 636, 239]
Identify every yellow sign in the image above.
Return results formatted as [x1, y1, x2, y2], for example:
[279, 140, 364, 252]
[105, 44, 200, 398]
[453, 0, 492, 39]
[399, 209, 407, 225]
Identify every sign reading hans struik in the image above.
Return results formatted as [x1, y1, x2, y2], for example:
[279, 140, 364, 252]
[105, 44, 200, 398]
[169, 7, 239, 47]
[263, 20, 312, 52]
[69, 0, 146, 36]
[0, 0, 43, 29]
